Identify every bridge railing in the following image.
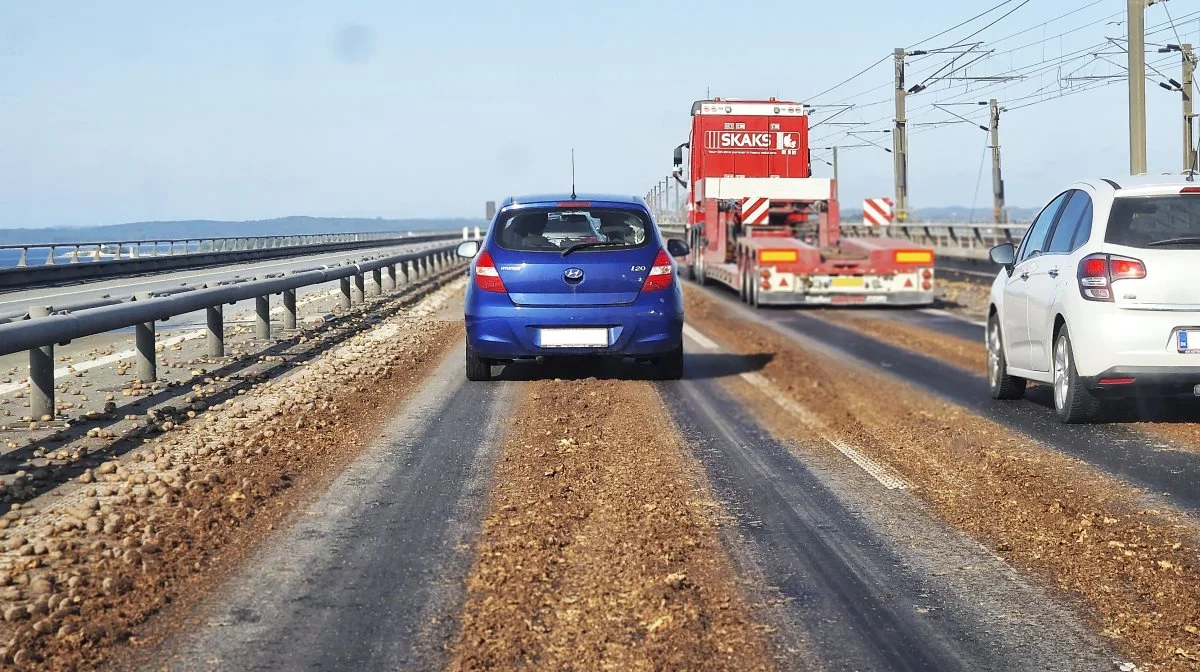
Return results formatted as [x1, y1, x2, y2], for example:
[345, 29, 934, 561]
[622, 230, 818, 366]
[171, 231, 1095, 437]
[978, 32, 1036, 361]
[0, 231, 467, 291]
[840, 222, 1030, 260]
[0, 231, 445, 268]
[658, 220, 1029, 261]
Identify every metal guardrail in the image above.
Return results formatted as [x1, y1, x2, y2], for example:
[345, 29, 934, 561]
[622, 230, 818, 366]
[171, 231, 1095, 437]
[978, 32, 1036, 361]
[6, 243, 468, 422]
[0, 231, 464, 291]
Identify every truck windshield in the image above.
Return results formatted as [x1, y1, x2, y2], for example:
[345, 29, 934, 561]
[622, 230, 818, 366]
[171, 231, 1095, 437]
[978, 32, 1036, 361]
[1105, 195, 1200, 247]
[495, 208, 650, 252]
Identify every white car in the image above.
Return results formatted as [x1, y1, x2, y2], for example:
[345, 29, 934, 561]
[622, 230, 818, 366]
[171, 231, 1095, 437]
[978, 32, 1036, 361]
[987, 175, 1200, 422]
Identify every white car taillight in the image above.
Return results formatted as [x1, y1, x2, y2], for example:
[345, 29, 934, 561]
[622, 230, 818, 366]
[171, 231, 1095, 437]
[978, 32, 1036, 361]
[1077, 253, 1146, 301]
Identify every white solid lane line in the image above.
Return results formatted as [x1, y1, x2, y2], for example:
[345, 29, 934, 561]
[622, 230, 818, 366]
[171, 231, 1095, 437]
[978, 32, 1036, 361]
[919, 308, 987, 328]
[687, 322, 911, 492]
[682, 323, 720, 350]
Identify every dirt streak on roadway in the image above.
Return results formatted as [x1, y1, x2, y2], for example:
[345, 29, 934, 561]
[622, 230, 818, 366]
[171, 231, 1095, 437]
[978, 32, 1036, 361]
[0, 278, 467, 670]
[449, 377, 776, 671]
[684, 286, 1200, 671]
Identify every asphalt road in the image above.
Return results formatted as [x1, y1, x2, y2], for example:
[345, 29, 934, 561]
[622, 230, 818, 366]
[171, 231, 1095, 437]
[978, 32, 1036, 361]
[159, 347, 515, 671]
[659, 342, 1112, 672]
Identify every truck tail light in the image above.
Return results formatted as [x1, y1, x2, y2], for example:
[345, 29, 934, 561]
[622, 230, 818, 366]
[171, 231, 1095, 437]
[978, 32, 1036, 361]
[473, 250, 508, 293]
[641, 249, 675, 292]
[1077, 253, 1145, 301]
[760, 250, 798, 263]
[895, 250, 934, 264]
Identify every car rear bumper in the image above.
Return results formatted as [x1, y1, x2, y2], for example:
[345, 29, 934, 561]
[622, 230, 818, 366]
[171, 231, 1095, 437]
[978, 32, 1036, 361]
[465, 292, 683, 360]
[1082, 366, 1200, 397]
[756, 290, 935, 306]
[1070, 306, 1200, 376]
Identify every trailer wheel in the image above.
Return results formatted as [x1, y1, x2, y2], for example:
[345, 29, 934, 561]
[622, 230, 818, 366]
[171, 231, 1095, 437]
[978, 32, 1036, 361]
[748, 267, 759, 307]
[695, 257, 706, 286]
[738, 268, 748, 303]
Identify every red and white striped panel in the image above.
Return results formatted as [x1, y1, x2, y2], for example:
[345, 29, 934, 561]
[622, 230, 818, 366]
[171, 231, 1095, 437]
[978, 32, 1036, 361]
[741, 197, 771, 225]
[862, 197, 894, 226]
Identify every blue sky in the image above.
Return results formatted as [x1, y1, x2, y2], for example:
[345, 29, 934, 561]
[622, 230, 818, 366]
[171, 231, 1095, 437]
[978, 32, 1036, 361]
[2, 1, 1199, 228]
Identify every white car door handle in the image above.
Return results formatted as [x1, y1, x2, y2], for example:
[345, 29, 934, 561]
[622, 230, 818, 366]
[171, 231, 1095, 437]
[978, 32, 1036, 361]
[1048, 268, 1059, 278]
[1019, 271, 1030, 281]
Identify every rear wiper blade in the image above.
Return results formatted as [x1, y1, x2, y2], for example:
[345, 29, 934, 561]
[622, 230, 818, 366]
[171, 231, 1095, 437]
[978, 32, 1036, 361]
[560, 241, 625, 257]
[1146, 237, 1200, 246]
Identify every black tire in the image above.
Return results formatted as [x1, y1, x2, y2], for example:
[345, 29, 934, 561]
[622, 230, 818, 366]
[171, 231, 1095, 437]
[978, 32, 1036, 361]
[739, 267, 748, 303]
[465, 343, 492, 382]
[987, 314, 1026, 400]
[1053, 327, 1101, 423]
[748, 267, 759, 308]
[655, 345, 684, 380]
[695, 258, 707, 286]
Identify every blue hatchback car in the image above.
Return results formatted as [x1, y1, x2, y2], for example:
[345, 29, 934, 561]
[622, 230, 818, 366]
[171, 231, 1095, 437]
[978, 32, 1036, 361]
[456, 193, 690, 381]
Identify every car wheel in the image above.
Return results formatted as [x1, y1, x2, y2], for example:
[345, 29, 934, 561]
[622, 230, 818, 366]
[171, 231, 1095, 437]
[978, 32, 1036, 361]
[656, 345, 684, 380]
[465, 343, 492, 382]
[1052, 327, 1100, 423]
[987, 314, 1026, 400]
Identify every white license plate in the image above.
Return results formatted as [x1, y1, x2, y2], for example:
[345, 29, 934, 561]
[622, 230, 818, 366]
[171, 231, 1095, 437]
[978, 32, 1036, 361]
[539, 328, 609, 348]
[1178, 329, 1200, 353]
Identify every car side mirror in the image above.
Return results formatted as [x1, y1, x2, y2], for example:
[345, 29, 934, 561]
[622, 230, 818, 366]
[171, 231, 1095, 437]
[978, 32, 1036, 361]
[666, 238, 690, 257]
[456, 241, 480, 258]
[989, 242, 1015, 272]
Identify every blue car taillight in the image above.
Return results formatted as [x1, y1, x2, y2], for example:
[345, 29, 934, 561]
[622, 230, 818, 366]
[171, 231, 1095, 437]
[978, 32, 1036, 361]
[474, 250, 508, 293]
[641, 249, 674, 292]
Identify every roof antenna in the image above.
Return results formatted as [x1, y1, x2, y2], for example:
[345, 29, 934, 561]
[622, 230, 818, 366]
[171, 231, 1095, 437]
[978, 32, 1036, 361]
[570, 148, 577, 199]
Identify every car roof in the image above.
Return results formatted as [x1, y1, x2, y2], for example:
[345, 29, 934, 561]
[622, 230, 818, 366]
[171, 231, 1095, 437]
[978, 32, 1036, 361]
[1077, 174, 1200, 195]
[499, 193, 646, 208]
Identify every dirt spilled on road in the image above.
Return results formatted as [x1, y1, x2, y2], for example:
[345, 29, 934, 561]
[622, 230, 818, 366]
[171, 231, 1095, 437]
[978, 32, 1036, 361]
[0, 279, 467, 670]
[813, 308, 1200, 455]
[449, 378, 776, 672]
[816, 311, 985, 374]
[684, 287, 1200, 671]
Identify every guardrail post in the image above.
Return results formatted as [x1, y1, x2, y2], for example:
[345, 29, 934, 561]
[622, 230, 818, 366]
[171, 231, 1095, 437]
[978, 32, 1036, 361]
[384, 265, 397, 292]
[16, 248, 27, 267]
[339, 277, 352, 310]
[69, 246, 80, 263]
[45, 246, 56, 265]
[352, 274, 365, 305]
[134, 293, 156, 383]
[28, 306, 54, 421]
[131, 244, 140, 259]
[283, 289, 297, 330]
[207, 305, 224, 357]
[371, 269, 382, 297]
[256, 295, 270, 339]
[474, 226, 481, 239]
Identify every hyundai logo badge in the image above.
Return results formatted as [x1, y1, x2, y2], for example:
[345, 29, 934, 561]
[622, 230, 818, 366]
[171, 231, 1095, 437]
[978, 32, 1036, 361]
[563, 267, 584, 282]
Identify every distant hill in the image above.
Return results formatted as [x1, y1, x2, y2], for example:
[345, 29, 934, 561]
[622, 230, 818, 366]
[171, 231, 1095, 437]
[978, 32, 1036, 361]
[0, 216, 488, 246]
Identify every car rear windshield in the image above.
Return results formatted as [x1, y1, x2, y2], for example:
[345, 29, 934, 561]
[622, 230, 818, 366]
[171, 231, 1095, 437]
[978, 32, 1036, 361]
[1105, 195, 1200, 248]
[494, 207, 650, 252]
